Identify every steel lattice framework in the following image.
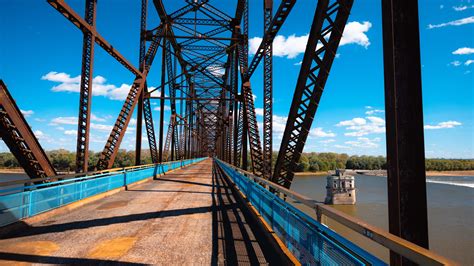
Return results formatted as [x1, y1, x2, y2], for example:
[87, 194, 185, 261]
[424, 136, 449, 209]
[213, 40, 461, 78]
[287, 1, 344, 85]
[0, 0, 437, 261]
[42, 0, 352, 182]
[3, 0, 357, 190]
[273, 0, 354, 188]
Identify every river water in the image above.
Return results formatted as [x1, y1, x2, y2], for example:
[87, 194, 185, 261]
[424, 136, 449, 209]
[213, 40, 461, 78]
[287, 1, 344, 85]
[1, 173, 472, 264]
[291, 174, 474, 265]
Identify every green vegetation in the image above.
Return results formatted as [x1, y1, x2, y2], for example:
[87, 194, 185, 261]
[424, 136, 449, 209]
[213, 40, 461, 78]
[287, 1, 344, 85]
[269, 152, 473, 172]
[0, 150, 472, 172]
[0, 149, 153, 172]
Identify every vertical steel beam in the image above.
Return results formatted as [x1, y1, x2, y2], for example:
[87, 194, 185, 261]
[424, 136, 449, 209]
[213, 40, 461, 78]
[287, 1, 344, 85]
[232, 49, 239, 166]
[263, 0, 273, 179]
[241, 102, 248, 170]
[75, 0, 97, 173]
[159, 29, 167, 163]
[135, 0, 148, 165]
[382, 1, 429, 264]
[136, 94, 144, 164]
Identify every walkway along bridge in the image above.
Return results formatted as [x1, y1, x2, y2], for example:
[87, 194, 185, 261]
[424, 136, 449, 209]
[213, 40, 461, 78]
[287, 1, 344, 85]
[0, 0, 458, 265]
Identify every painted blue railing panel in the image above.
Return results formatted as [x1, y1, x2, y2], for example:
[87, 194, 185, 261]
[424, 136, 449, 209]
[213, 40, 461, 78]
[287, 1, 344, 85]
[0, 158, 206, 227]
[216, 160, 385, 266]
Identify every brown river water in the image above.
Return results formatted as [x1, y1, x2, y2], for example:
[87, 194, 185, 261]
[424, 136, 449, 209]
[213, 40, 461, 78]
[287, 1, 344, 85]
[290, 174, 474, 265]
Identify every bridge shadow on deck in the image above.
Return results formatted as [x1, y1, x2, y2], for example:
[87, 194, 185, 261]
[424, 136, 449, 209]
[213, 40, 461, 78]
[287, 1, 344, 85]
[0, 160, 291, 264]
[0, 252, 147, 265]
[210, 162, 291, 265]
[0, 206, 213, 240]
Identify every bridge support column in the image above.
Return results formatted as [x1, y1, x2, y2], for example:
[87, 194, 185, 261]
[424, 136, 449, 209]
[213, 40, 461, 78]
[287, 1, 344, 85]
[382, 0, 429, 265]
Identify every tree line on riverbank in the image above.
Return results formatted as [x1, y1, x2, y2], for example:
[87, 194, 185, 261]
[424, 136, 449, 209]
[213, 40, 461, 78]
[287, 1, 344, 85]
[0, 149, 154, 172]
[0, 150, 472, 172]
[273, 152, 473, 172]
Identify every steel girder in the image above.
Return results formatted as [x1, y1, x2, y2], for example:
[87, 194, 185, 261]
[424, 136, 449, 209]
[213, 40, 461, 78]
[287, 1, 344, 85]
[137, 0, 160, 165]
[245, 0, 295, 80]
[163, 115, 175, 161]
[0, 81, 57, 179]
[48, 0, 142, 77]
[75, 0, 97, 173]
[262, 0, 273, 179]
[382, 0, 430, 262]
[153, 0, 238, 157]
[96, 27, 163, 170]
[273, 0, 354, 188]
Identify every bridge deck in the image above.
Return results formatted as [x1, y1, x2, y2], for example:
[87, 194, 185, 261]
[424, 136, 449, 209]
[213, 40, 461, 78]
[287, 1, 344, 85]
[0, 159, 283, 265]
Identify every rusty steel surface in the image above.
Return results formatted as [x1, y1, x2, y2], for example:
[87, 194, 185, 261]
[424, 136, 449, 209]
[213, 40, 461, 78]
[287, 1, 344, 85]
[75, 0, 96, 173]
[382, 0, 430, 264]
[273, 0, 354, 188]
[47, 0, 142, 77]
[0, 81, 56, 178]
[262, 0, 273, 179]
[0, 0, 435, 264]
[0, 159, 285, 264]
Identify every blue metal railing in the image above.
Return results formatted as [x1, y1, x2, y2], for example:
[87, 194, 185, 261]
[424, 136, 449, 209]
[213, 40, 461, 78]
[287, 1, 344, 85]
[216, 159, 385, 266]
[0, 157, 206, 227]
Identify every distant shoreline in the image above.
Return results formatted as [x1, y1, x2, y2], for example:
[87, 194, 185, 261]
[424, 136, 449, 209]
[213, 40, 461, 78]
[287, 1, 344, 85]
[2, 168, 473, 177]
[294, 169, 474, 177]
[0, 168, 72, 175]
[0, 168, 25, 174]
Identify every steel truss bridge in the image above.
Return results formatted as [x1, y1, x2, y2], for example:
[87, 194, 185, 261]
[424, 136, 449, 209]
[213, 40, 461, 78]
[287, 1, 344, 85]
[0, 0, 457, 265]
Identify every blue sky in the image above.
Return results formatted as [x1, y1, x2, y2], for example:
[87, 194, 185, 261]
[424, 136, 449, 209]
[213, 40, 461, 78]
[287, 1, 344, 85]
[0, 0, 472, 158]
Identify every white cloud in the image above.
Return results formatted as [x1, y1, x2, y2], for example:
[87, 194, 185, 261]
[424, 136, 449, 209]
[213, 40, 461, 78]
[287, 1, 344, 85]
[255, 108, 264, 116]
[339, 21, 372, 48]
[91, 123, 113, 132]
[428, 16, 474, 29]
[309, 127, 336, 138]
[294, 61, 302, 66]
[367, 116, 385, 125]
[337, 116, 385, 136]
[20, 109, 34, 117]
[268, 113, 333, 139]
[345, 137, 381, 148]
[91, 113, 107, 122]
[50, 116, 112, 132]
[365, 109, 384, 115]
[320, 139, 335, 144]
[50, 116, 77, 125]
[450, 60, 462, 67]
[41, 72, 80, 83]
[452, 47, 474, 55]
[34, 130, 45, 139]
[453, 5, 474, 11]
[424, 121, 462, 130]
[334, 144, 351, 149]
[64, 130, 77, 135]
[206, 65, 225, 77]
[149, 88, 168, 98]
[336, 117, 367, 127]
[272, 114, 288, 137]
[153, 105, 171, 111]
[249, 21, 371, 59]
[42, 71, 133, 101]
[465, 59, 474, 66]
[34, 130, 53, 143]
